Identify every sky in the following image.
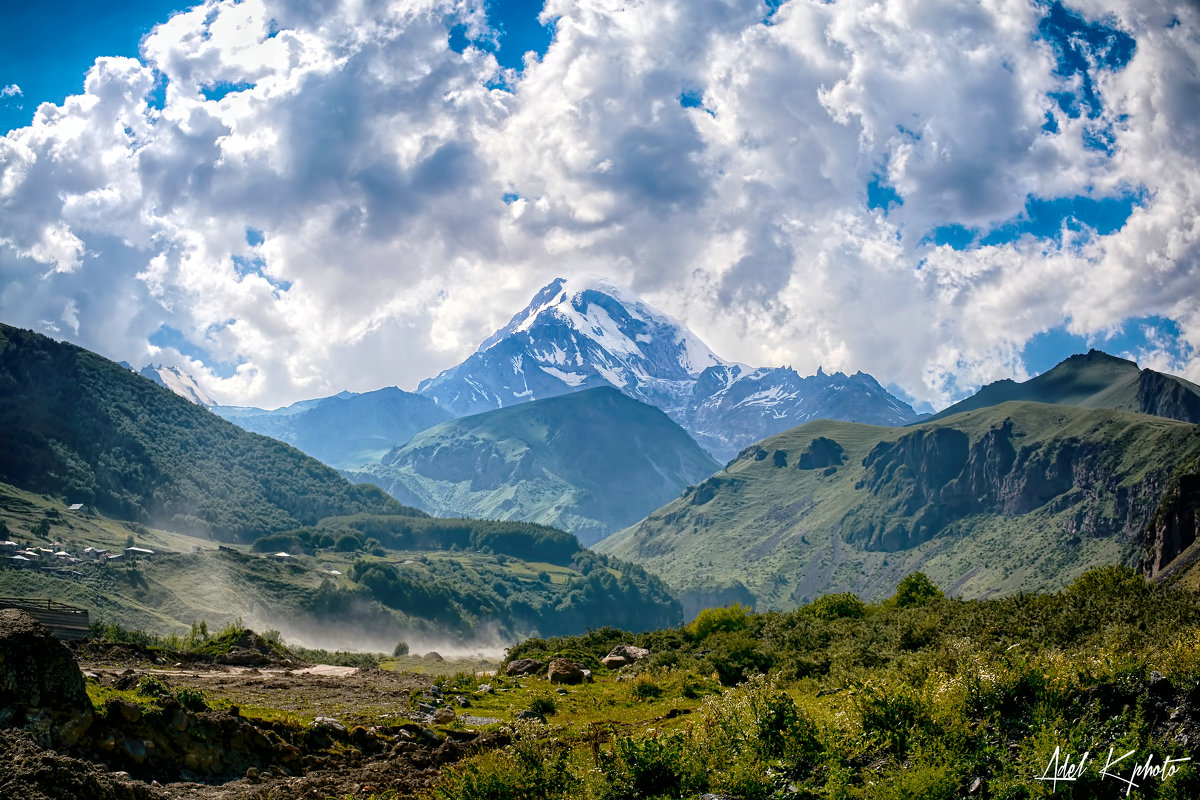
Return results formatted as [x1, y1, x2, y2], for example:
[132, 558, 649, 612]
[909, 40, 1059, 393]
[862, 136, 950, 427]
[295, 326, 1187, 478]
[0, 0, 1197, 411]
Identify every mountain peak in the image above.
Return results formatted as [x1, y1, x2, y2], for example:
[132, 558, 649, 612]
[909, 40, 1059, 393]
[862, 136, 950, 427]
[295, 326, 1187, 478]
[477, 276, 727, 377]
[139, 363, 216, 407]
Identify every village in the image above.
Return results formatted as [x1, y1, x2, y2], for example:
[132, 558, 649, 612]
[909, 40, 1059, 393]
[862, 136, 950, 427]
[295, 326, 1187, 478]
[1, 537, 162, 570]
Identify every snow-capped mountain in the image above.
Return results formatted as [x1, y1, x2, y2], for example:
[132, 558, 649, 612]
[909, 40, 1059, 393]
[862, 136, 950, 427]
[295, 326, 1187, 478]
[418, 276, 728, 417]
[688, 366, 918, 461]
[419, 277, 919, 461]
[139, 364, 216, 407]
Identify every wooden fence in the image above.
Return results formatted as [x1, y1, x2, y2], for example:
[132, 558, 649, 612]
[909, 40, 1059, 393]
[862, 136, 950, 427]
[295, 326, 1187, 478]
[0, 597, 90, 640]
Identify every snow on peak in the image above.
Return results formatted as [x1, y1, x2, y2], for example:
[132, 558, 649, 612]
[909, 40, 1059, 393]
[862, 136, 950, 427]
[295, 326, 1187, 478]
[478, 276, 727, 378]
[140, 364, 216, 407]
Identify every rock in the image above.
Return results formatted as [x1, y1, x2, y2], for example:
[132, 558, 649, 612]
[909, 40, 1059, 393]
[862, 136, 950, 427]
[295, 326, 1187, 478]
[312, 716, 347, 734]
[432, 707, 456, 725]
[610, 644, 650, 661]
[505, 658, 543, 676]
[515, 710, 545, 722]
[476, 683, 493, 694]
[455, 695, 471, 708]
[0, 609, 94, 747]
[217, 648, 270, 666]
[107, 698, 143, 724]
[602, 644, 650, 669]
[547, 658, 586, 685]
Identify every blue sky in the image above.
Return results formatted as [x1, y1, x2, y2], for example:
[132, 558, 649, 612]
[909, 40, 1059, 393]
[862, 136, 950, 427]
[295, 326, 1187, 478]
[0, 0, 1197, 409]
[1, 0, 557, 132]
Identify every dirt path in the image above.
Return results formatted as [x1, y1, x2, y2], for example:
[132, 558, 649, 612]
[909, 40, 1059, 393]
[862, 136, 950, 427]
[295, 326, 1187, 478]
[24, 658, 492, 800]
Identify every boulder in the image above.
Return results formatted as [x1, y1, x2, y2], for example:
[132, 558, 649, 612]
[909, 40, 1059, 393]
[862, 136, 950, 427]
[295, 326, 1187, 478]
[0, 609, 94, 747]
[547, 659, 586, 685]
[216, 648, 271, 666]
[505, 658, 543, 676]
[601, 644, 650, 669]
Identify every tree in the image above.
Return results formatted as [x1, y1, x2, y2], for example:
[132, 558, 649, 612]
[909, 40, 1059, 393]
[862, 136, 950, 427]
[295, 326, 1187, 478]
[888, 572, 944, 609]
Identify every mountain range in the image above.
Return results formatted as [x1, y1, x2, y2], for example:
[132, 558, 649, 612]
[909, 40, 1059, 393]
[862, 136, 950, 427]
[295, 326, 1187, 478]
[597, 349, 1200, 616]
[215, 388, 451, 470]
[200, 278, 916, 471]
[416, 277, 919, 462]
[349, 387, 721, 545]
[0, 322, 681, 639]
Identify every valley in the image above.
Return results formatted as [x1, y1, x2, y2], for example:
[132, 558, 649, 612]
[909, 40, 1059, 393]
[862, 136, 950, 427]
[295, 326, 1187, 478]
[5, 287, 1200, 800]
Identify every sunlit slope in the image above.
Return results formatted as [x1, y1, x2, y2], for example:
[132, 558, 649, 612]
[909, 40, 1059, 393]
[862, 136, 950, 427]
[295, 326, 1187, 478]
[924, 349, 1200, 423]
[597, 401, 1200, 615]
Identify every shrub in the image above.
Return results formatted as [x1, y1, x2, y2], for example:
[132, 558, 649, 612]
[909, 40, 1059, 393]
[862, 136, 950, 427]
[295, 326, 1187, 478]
[393, 640, 410, 657]
[602, 733, 701, 800]
[888, 572, 944, 609]
[687, 603, 751, 641]
[175, 686, 207, 712]
[529, 695, 558, 716]
[808, 591, 867, 620]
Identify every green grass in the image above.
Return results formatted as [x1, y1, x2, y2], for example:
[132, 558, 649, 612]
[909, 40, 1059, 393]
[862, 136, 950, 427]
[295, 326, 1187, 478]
[598, 401, 1200, 612]
[431, 567, 1200, 800]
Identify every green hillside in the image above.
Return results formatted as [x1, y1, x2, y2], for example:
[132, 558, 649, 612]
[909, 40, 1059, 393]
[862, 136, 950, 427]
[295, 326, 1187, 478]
[597, 401, 1200, 616]
[0, 323, 409, 540]
[352, 387, 721, 545]
[925, 349, 1200, 423]
[0, 484, 681, 644]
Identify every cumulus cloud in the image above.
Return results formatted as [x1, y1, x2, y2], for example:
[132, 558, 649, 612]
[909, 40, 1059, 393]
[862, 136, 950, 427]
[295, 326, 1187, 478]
[0, 84, 21, 98]
[0, 0, 1197, 409]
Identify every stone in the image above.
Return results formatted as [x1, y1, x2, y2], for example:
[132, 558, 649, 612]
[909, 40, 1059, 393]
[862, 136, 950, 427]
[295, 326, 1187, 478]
[312, 716, 347, 734]
[505, 658, 543, 676]
[432, 707, 456, 725]
[0, 609, 94, 747]
[602, 644, 650, 669]
[515, 710, 545, 722]
[547, 658, 586, 685]
[217, 648, 270, 666]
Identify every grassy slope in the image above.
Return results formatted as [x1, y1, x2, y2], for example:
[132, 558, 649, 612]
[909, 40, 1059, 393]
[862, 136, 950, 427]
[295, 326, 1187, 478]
[924, 348, 1200, 422]
[0, 481, 680, 647]
[354, 387, 720, 546]
[0, 322, 405, 539]
[597, 401, 1200, 610]
[432, 568, 1200, 800]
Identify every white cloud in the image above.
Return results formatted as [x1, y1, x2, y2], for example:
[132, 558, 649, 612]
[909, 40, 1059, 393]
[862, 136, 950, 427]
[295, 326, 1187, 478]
[0, 0, 1197, 408]
[0, 84, 21, 98]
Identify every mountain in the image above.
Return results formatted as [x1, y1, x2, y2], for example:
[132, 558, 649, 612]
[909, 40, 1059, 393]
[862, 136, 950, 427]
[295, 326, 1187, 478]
[596, 399, 1200, 617]
[212, 387, 452, 470]
[418, 276, 727, 417]
[925, 349, 1200, 424]
[0, 323, 406, 540]
[350, 387, 721, 545]
[140, 363, 216, 407]
[687, 365, 918, 460]
[418, 277, 918, 461]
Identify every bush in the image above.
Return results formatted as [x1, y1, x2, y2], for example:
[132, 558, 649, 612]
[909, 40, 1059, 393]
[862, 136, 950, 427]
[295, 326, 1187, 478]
[687, 603, 751, 642]
[393, 640, 410, 657]
[808, 591, 867, 620]
[529, 695, 558, 716]
[602, 733, 701, 800]
[888, 572, 944, 609]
